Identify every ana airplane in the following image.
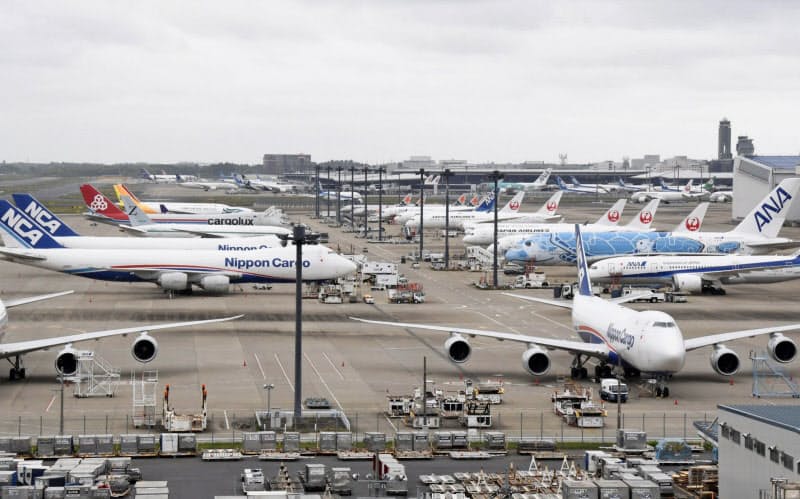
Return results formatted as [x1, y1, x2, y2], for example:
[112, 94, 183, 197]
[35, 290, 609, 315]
[3, 197, 281, 250]
[588, 250, 800, 295]
[507, 179, 800, 265]
[0, 289, 241, 380]
[569, 176, 613, 193]
[556, 176, 607, 194]
[113, 184, 253, 214]
[611, 178, 646, 193]
[352, 224, 800, 397]
[498, 169, 553, 194]
[82, 185, 287, 228]
[462, 195, 619, 247]
[392, 195, 491, 225]
[0, 215, 356, 295]
[404, 192, 534, 230]
[140, 168, 197, 183]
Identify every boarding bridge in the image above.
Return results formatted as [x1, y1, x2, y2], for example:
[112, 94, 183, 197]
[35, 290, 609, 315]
[750, 350, 800, 398]
[68, 351, 121, 398]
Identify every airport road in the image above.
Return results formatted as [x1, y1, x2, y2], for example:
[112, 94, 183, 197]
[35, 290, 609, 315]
[0, 197, 798, 440]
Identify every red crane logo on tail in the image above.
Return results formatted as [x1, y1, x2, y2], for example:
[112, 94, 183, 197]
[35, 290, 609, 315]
[509, 201, 520, 211]
[685, 217, 701, 231]
[639, 211, 653, 224]
[607, 210, 620, 222]
[546, 201, 558, 212]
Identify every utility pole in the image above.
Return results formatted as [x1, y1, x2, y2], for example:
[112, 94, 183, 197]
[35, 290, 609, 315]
[326, 165, 331, 218]
[314, 164, 320, 218]
[336, 166, 343, 225]
[377, 166, 386, 241]
[417, 168, 426, 260]
[349, 166, 356, 231]
[441, 169, 453, 269]
[363, 166, 369, 238]
[488, 170, 504, 288]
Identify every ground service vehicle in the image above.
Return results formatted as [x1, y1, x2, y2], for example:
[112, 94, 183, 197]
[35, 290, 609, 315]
[600, 378, 628, 403]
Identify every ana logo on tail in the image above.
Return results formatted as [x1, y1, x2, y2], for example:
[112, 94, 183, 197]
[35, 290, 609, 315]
[607, 210, 620, 222]
[685, 217, 701, 231]
[754, 186, 792, 233]
[90, 195, 108, 212]
[639, 211, 653, 224]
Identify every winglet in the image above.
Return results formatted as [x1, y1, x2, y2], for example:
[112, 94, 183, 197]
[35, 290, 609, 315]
[12, 194, 79, 237]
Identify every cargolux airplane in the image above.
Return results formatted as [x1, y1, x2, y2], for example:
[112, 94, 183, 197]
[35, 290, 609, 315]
[113, 185, 252, 214]
[0, 213, 356, 296]
[352, 225, 800, 396]
[0, 290, 240, 380]
[505, 179, 800, 265]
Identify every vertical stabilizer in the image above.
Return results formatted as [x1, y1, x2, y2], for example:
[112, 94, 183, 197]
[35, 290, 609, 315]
[594, 199, 627, 226]
[731, 178, 800, 238]
[0, 200, 64, 249]
[499, 192, 525, 215]
[79, 185, 130, 222]
[673, 202, 709, 233]
[574, 225, 593, 297]
[624, 199, 660, 230]
[535, 191, 563, 216]
[11, 194, 79, 237]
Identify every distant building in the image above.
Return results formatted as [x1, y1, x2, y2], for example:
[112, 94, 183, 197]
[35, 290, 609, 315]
[717, 404, 800, 498]
[719, 118, 732, 160]
[733, 155, 800, 221]
[262, 154, 312, 174]
[400, 155, 437, 171]
[736, 136, 755, 156]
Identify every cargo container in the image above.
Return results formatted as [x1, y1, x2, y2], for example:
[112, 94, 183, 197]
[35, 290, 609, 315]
[327, 467, 353, 495]
[300, 463, 327, 492]
[561, 479, 598, 499]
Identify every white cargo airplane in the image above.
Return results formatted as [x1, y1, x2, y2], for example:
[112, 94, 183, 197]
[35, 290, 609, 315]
[0, 212, 356, 295]
[406, 192, 554, 231]
[0, 290, 241, 380]
[556, 176, 608, 194]
[631, 179, 706, 203]
[589, 251, 800, 295]
[352, 225, 800, 397]
[2, 198, 281, 250]
[498, 169, 553, 194]
[111, 185, 253, 215]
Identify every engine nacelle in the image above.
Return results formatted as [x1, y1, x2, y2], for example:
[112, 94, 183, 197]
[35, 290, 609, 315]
[199, 275, 231, 294]
[633, 195, 649, 203]
[768, 333, 797, 363]
[710, 345, 740, 376]
[444, 334, 471, 363]
[673, 274, 703, 293]
[55, 346, 79, 376]
[521, 345, 551, 376]
[157, 272, 189, 291]
[131, 333, 159, 363]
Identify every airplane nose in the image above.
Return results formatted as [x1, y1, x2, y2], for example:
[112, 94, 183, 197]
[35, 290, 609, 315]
[338, 256, 357, 276]
[652, 335, 686, 373]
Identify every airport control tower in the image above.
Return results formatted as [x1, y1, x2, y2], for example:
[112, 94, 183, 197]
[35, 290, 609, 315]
[718, 118, 732, 160]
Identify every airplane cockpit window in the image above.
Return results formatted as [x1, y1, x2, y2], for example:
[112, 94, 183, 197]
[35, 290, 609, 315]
[653, 321, 675, 328]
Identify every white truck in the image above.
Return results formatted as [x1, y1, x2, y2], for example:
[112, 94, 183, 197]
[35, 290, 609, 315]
[622, 288, 666, 303]
[513, 272, 549, 289]
[600, 378, 628, 403]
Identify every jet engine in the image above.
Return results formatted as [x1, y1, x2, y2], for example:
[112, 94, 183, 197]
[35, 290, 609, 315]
[710, 345, 740, 376]
[444, 334, 471, 363]
[199, 275, 231, 294]
[131, 333, 159, 363]
[632, 194, 650, 203]
[55, 346, 79, 376]
[673, 274, 703, 293]
[157, 272, 189, 291]
[521, 345, 551, 376]
[768, 333, 797, 363]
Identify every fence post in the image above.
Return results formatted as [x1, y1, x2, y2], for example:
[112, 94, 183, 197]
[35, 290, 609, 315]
[18, 416, 21, 437]
[40, 416, 43, 436]
[683, 413, 687, 440]
[663, 413, 666, 438]
[540, 412, 543, 440]
[519, 412, 523, 442]
[642, 413, 645, 432]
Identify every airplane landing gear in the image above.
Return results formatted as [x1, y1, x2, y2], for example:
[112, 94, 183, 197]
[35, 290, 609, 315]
[570, 355, 589, 380]
[6, 355, 26, 381]
[594, 364, 613, 380]
[653, 377, 670, 398]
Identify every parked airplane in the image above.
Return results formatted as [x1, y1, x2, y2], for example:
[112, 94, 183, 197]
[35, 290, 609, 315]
[405, 192, 536, 230]
[4, 197, 281, 249]
[0, 215, 356, 295]
[352, 224, 800, 397]
[569, 176, 613, 193]
[140, 168, 197, 183]
[82, 185, 286, 227]
[507, 180, 800, 265]
[709, 190, 733, 203]
[236, 174, 303, 193]
[0, 290, 241, 380]
[113, 184, 253, 214]
[489, 199, 663, 254]
[630, 180, 693, 203]
[498, 169, 552, 194]
[175, 175, 239, 192]
[556, 176, 607, 194]
[611, 178, 646, 193]
[392, 195, 490, 225]
[589, 250, 800, 295]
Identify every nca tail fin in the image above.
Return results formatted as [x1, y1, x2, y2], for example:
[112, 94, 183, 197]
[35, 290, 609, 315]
[0, 200, 64, 249]
[11, 194, 79, 237]
[594, 199, 627, 226]
[731, 178, 800, 238]
[624, 198, 660, 230]
[673, 202, 709, 233]
[535, 191, 563, 216]
[499, 192, 525, 215]
[574, 225, 593, 297]
[80, 184, 129, 222]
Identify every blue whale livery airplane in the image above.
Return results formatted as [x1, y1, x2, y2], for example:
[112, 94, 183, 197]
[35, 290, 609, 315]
[505, 178, 800, 264]
[351, 224, 800, 396]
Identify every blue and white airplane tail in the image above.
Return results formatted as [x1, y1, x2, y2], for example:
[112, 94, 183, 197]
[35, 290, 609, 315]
[731, 178, 800, 238]
[140, 168, 154, 181]
[570, 176, 582, 187]
[658, 177, 678, 191]
[11, 194, 80, 237]
[0, 200, 65, 249]
[474, 195, 494, 212]
[574, 225, 593, 297]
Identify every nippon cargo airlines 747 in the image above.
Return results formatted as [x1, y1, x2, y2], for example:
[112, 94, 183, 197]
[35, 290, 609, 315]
[112, 185, 252, 214]
[506, 179, 800, 265]
[0, 213, 356, 295]
[0, 290, 241, 380]
[352, 225, 800, 397]
[3, 197, 281, 250]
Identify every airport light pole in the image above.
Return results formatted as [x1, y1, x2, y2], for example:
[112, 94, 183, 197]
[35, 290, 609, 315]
[377, 166, 386, 241]
[326, 165, 331, 218]
[363, 166, 369, 238]
[349, 166, 356, 231]
[278, 226, 320, 423]
[417, 168, 426, 260]
[488, 170, 504, 288]
[336, 166, 343, 225]
[314, 164, 320, 218]
[441, 169, 454, 269]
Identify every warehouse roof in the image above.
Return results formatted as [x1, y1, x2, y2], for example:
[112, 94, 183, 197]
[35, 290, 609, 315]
[719, 404, 800, 434]
[745, 155, 800, 170]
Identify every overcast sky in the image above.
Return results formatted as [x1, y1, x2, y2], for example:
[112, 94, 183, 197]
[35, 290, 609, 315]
[2, 1, 799, 165]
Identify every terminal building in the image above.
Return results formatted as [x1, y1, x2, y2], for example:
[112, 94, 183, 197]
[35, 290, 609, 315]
[717, 404, 800, 498]
[732, 154, 800, 222]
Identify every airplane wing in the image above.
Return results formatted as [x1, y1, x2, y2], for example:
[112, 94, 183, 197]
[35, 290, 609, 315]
[0, 248, 47, 261]
[170, 229, 227, 238]
[745, 240, 800, 251]
[0, 315, 243, 359]
[502, 292, 572, 309]
[4, 291, 74, 308]
[350, 317, 608, 357]
[109, 267, 243, 280]
[684, 323, 800, 352]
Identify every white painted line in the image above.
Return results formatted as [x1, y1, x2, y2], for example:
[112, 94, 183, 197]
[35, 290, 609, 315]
[254, 353, 266, 380]
[322, 352, 345, 380]
[223, 410, 230, 430]
[384, 415, 397, 432]
[45, 395, 56, 413]
[304, 352, 344, 411]
[274, 354, 294, 392]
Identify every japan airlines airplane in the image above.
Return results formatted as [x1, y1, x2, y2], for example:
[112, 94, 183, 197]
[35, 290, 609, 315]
[113, 185, 253, 215]
[352, 224, 800, 396]
[498, 169, 552, 194]
[588, 251, 800, 294]
[0, 290, 241, 380]
[3, 197, 281, 250]
[404, 192, 528, 230]
[392, 195, 492, 225]
[631, 179, 705, 203]
[462, 198, 628, 246]
[556, 176, 608, 194]
[506, 179, 800, 265]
